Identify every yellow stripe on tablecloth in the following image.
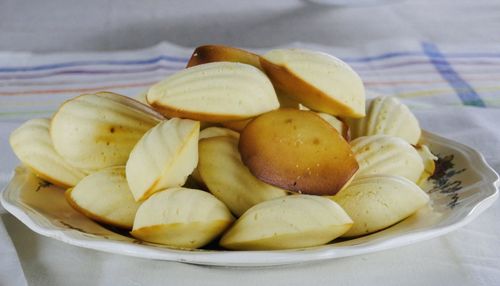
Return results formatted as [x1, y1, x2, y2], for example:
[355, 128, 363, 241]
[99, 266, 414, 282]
[395, 86, 500, 99]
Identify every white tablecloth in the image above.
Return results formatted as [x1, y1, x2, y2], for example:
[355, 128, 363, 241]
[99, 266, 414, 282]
[1, 1, 500, 285]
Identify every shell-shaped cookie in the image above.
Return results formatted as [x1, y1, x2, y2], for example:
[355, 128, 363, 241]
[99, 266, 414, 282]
[238, 108, 358, 196]
[186, 44, 262, 69]
[126, 118, 199, 201]
[65, 167, 141, 229]
[350, 135, 424, 182]
[317, 112, 349, 140]
[9, 118, 86, 188]
[51, 92, 164, 170]
[347, 96, 421, 145]
[221, 118, 252, 132]
[198, 136, 287, 217]
[220, 195, 353, 250]
[131, 187, 234, 249]
[332, 175, 429, 237]
[147, 62, 279, 122]
[261, 49, 365, 118]
[277, 91, 300, 109]
[416, 144, 438, 184]
[199, 127, 240, 140]
[191, 127, 240, 184]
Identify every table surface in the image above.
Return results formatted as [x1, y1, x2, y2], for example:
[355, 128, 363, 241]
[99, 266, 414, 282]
[1, 0, 499, 52]
[1, 1, 500, 286]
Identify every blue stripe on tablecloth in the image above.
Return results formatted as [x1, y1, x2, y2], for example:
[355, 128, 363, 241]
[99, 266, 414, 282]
[421, 42, 486, 107]
[341, 51, 422, 62]
[0, 55, 189, 73]
[0, 52, 431, 72]
[3, 53, 415, 73]
[2, 50, 500, 73]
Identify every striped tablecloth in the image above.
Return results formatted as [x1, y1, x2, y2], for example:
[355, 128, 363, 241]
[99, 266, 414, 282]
[1, 41, 500, 286]
[1, 41, 499, 122]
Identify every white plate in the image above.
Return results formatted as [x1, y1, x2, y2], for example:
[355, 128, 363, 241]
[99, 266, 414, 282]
[1, 131, 498, 266]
